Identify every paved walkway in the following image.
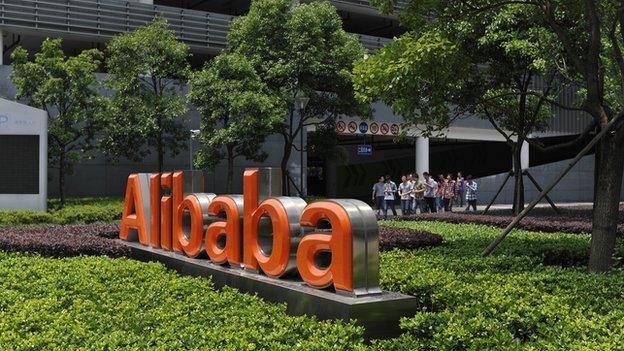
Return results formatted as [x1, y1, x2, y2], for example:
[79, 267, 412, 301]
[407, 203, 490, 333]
[380, 202, 599, 217]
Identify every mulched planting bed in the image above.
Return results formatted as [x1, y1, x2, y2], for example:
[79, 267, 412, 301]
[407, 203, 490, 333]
[378, 225, 444, 251]
[0, 223, 128, 258]
[396, 205, 624, 235]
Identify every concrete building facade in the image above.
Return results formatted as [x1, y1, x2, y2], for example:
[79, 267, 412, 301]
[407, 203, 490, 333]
[0, 0, 620, 205]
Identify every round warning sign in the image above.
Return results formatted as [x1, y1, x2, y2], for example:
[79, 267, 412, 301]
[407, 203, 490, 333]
[348, 121, 358, 134]
[336, 121, 346, 133]
[370, 122, 379, 134]
[380, 123, 389, 135]
[390, 123, 400, 135]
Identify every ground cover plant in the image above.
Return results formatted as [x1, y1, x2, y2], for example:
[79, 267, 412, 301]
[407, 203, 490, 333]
[0, 223, 125, 258]
[0, 252, 366, 350]
[373, 220, 624, 350]
[3, 203, 624, 349]
[0, 197, 123, 227]
[398, 205, 624, 236]
[378, 225, 444, 251]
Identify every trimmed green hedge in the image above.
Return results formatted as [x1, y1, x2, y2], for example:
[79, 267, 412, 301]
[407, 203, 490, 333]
[0, 198, 123, 226]
[373, 220, 624, 350]
[0, 252, 365, 350]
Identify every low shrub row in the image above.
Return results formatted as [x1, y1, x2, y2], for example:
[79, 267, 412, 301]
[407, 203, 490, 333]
[397, 211, 624, 236]
[0, 223, 128, 258]
[0, 197, 123, 226]
[0, 252, 366, 350]
[378, 225, 444, 251]
[372, 220, 624, 350]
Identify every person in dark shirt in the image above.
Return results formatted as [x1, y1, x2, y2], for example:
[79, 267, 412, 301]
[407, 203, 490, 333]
[371, 175, 386, 216]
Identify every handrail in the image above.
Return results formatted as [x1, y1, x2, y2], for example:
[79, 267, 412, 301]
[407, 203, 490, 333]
[0, 0, 391, 53]
[0, 0, 232, 53]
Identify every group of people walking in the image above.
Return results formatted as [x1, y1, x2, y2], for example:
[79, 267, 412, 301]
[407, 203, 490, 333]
[372, 172, 478, 219]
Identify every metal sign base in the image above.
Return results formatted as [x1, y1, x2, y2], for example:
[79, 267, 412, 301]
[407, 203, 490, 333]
[119, 240, 418, 340]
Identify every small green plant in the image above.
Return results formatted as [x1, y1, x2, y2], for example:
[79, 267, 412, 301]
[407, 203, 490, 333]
[0, 252, 365, 350]
[372, 220, 624, 350]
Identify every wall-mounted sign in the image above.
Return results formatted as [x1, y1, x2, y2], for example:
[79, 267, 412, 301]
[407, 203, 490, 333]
[390, 123, 400, 135]
[358, 122, 368, 134]
[380, 123, 389, 135]
[347, 121, 358, 134]
[336, 120, 346, 133]
[0, 99, 48, 212]
[335, 118, 402, 136]
[370, 122, 379, 134]
[357, 144, 373, 155]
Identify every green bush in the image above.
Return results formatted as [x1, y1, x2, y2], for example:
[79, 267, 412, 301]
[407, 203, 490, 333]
[0, 197, 122, 226]
[0, 252, 366, 350]
[372, 220, 624, 350]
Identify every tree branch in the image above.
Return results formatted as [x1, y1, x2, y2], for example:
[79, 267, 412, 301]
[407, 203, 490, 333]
[524, 91, 585, 111]
[610, 7, 624, 97]
[484, 109, 514, 146]
[542, 2, 585, 74]
[527, 120, 597, 153]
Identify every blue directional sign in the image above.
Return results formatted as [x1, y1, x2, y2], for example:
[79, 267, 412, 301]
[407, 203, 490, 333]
[357, 144, 373, 156]
[359, 122, 369, 134]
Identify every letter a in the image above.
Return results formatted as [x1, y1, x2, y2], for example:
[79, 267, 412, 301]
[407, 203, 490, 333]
[120, 174, 149, 245]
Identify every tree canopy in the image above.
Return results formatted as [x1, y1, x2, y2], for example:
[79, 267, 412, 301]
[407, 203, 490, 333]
[227, 0, 370, 194]
[103, 18, 190, 172]
[362, 0, 624, 271]
[188, 53, 284, 192]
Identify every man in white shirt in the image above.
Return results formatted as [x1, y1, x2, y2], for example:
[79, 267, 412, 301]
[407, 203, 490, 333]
[399, 175, 414, 216]
[383, 174, 398, 219]
[422, 172, 438, 213]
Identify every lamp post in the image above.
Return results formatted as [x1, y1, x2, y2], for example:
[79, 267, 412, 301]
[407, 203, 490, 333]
[189, 129, 200, 171]
[294, 91, 309, 197]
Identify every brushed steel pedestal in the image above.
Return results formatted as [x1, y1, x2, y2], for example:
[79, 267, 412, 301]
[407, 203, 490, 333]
[119, 240, 418, 340]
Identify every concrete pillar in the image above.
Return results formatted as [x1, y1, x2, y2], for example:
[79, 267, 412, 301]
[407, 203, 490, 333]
[521, 140, 530, 170]
[0, 29, 4, 66]
[415, 136, 429, 176]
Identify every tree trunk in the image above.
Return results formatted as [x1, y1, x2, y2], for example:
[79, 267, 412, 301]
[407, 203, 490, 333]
[226, 145, 234, 194]
[588, 129, 624, 272]
[59, 150, 66, 208]
[511, 143, 525, 215]
[281, 135, 293, 195]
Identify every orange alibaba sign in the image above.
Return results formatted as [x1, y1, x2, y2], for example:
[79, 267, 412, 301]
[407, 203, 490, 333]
[120, 168, 380, 296]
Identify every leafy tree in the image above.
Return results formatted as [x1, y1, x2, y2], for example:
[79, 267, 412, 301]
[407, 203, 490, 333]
[465, 7, 561, 214]
[365, 0, 624, 272]
[103, 18, 190, 173]
[10, 38, 103, 207]
[227, 0, 370, 195]
[354, 6, 563, 215]
[188, 53, 284, 192]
